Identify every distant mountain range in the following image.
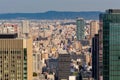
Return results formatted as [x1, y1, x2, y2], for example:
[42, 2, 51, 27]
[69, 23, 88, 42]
[0, 11, 102, 20]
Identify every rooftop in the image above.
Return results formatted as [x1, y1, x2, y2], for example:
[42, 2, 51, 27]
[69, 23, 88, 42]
[0, 33, 18, 39]
[106, 9, 120, 14]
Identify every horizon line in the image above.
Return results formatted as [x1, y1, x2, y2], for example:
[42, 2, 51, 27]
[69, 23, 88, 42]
[0, 10, 103, 14]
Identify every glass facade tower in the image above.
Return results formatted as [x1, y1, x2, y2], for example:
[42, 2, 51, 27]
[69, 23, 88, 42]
[76, 18, 85, 41]
[100, 9, 120, 80]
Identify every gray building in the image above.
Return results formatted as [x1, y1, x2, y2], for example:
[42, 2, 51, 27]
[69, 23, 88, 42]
[58, 52, 71, 80]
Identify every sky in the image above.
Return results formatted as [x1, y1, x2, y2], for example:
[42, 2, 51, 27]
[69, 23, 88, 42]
[0, 0, 120, 13]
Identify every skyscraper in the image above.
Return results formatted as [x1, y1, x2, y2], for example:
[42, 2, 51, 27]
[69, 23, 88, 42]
[76, 18, 85, 41]
[92, 34, 99, 80]
[22, 20, 30, 37]
[0, 34, 33, 80]
[98, 19, 103, 80]
[100, 9, 120, 80]
[90, 20, 99, 39]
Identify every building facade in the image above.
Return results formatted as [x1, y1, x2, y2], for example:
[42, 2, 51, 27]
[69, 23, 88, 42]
[92, 34, 99, 80]
[90, 20, 99, 39]
[76, 18, 85, 41]
[22, 20, 30, 34]
[33, 52, 41, 74]
[0, 34, 33, 80]
[98, 20, 103, 80]
[100, 9, 120, 80]
[58, 53, 71, 80]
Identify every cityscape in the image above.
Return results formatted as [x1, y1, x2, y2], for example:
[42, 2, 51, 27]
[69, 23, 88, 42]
[0, 0, 120, 80]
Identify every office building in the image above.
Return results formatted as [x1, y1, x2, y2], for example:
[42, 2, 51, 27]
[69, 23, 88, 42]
[58, 52, 71, 80]
[46, 59, 58, 76]
[0, 33, 33, 80]
[76, 18, 85, 41]
[100, 9, 120, 80]
[98, 26, 103, 80]
[92, 34, 99, 80]
[22, 20, 30, 37]
[33, 52, 41, 74]
[90, 21, 99, 39]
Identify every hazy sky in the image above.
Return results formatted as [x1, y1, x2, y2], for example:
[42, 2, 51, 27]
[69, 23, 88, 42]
[0, 0, 120, 13]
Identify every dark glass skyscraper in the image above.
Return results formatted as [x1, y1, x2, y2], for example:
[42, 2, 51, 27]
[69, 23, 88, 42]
[100, 9, 120, 80]
[92, 34, 99, 80]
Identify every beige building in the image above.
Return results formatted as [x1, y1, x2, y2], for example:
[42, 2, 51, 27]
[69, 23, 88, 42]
[73, 41, 82, 52]
[85, 54, 91, 65]
[0, 34, 32, 80]
[33, 52, 41, 73]
[22, 20, 30, 34]
[90, 21, 99, 39]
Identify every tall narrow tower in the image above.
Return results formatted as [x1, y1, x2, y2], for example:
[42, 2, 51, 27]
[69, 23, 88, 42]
[76, 18, 85, 41]
[22, 20, 30, 38]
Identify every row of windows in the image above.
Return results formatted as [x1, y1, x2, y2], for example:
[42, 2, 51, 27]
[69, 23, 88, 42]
[0, 78, 22, 80]
[0, 51, 22, 54]
[110, 61, 120, 65]
[109, 76, 120, 80]
[0, 56, 22, 59]
[109, 55, 120, 60]
[0, 70, 21, 73]
[102, 14, 120, 22]
[110, 67, 120, 70]
[110, 47, 120, 51]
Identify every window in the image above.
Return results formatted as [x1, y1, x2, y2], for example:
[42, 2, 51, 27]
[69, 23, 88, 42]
[118, 56, 120, 60]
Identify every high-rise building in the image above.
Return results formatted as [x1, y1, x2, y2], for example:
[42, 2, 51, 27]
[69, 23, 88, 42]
[100, 9, 120, 80]
[76, 18, 85, 41]
[22, 20, 30, 37]
[58, 52, 71, 80]
[90, 21, 99, 39]
[0, 33, 33, 80]
[98, 21, 103, 80]
[92, 34, 99, 80]
[33, 52, 41, 74]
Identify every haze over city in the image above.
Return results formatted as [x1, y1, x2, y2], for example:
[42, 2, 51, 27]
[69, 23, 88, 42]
[0, 0, 120, 13]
